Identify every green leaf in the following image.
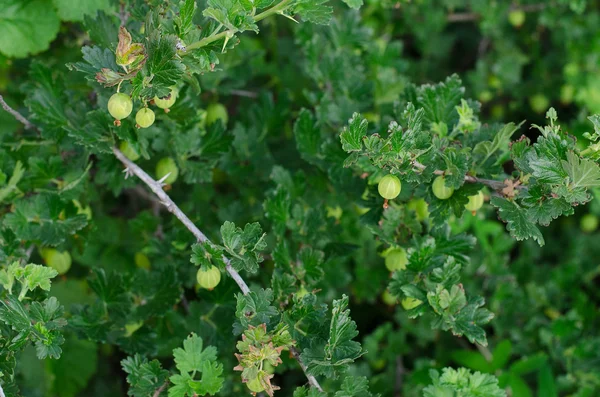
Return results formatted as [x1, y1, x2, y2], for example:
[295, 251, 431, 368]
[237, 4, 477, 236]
[293, 0, 333, 25]
[67, 46, 120, 84]
[234, 288, 278, 334]
[341, 0, 363, 10]
[14, 263, 58, 299]
[169, 333, 224, 396]
[415, 74, 464, 127]
[429, 285, 493, 346]
[47, 335, 98, 397]
[220, 221, 267, 274]
[473, 122, 521, 167]
[0, 0, 60, 58]
[52, 0, 113, 21]
[263, 186, 291, 236]
[295, 109, 322, 163]
[0, 161, 25, 203]
[173, 333, 218, 374]
[190, 242, 225, 271]
[301, 295, 364, 378]
[334, 376, 375, 397]
[450, 350, 493, 373]
[423, 368, 506, 397]
[340, 113, 367, 153]
[122, 355, 170, 397]
[537, 362, 557, 397]
[294, 386, 327, 397]
[563, 151, 600, 190]
[175, 0, 198, 39]
[135, 32, 185, 99]
[490, 196, 545, 246]
[24, 62, 69, 139]
[491, 340, 512, 371]
[203, 0, 257, 32]
[3, 194, 88, 246]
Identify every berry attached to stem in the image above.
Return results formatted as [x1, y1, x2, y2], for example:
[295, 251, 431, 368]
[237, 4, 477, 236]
[384, 248, 408, 272]
[40, 248, 72, 275]
[155, 157, 179, 185]
[196, 265, 221, 290]
[108, 93, 133, 125]
[154, 87, 177, 112]
[465, 190, 484, 212]
[135, 108, 155, 128]
[432, 176, 454, 200]
[378, 174, 401, 200]
[206, 103, 229, 126]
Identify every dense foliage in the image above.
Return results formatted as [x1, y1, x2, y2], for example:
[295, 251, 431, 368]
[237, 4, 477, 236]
[1, 0, 600, 396]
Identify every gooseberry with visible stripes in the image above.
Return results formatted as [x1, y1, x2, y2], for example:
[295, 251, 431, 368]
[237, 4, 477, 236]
[378, 175, 401, 200]
[196, 265, 221, 290]
[432, 176, 454, 200]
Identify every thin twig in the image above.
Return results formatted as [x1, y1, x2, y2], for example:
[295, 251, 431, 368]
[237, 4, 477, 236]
[117, 1, 129, 26]
[228, 89, 259, 98]
[290, 346, 323, 392]
[447, 3, 547, 23]
[152, 381, 168, 397]
[477, 344, 493, 362]
[0, 95, 36, 130]
[410, 160, 526, 192]
[394, 356, 405, 397]
[25, 244, 35, 260]
[180, 293, 190, 314]
[113, 147, 251, 295]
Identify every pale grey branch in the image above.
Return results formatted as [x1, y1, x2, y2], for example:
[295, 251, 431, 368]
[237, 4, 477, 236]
[0, 94, 36, 130]
[290, 346, 323, 392]
[113, 147, 251, 295]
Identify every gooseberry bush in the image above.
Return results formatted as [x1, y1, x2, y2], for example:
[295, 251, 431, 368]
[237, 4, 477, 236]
[2, 0, 600, 396]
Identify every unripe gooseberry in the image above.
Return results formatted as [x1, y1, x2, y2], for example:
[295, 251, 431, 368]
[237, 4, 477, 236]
[119, 141, 140, 161]
[206, 103, 229, 126]
[378, 175, 401, 200]
[432, 176, 454, 200]
[508, 10, 526, 28]
[154, 87, 177, 112]
[580, 214, 599, 233]
[381, 289, 396, 306]
[41, 248, 72, 275]
[407, 198, 429, 221]
[465, 191, 485, 212]
[155, 157, 179, 184]
[246, 377, 265, 393]
[529, 94, 549, 114]
[134, 252, 151, 269]
[401, 297, 423, 310]
[196, 265, 221, 290]
[384, 248, 408, 272]
[560, 85, 575, 104]
[135, 108, 155, 129]
[108, 93, 133, 124]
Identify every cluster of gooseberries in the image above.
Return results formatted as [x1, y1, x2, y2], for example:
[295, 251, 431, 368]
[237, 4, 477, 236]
[377, 174, 485, 213]
[107, 87, 178, 128]
[381, 247, 423, 310]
